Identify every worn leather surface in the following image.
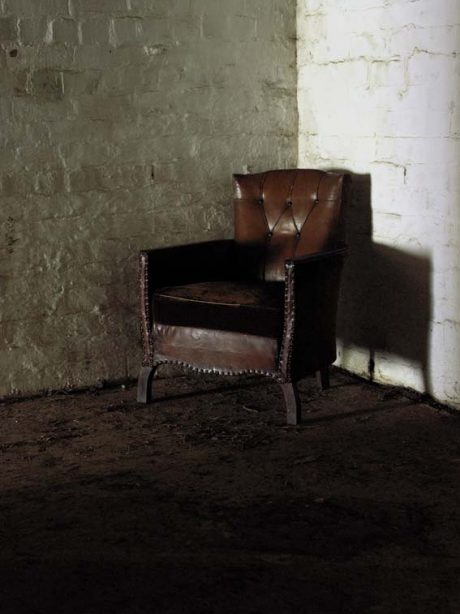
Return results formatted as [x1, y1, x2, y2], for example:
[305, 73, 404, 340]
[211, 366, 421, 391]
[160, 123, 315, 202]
[153, 280, 284, 339]
[153, 324, 278, 373]
[139, 169, 350, 382]
[233, 169, 347, 281]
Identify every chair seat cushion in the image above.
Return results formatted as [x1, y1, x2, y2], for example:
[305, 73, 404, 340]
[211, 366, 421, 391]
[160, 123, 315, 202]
[153, 280, 284, 338]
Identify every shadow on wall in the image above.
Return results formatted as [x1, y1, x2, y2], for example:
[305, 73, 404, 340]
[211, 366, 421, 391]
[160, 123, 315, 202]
[337, 173, 432, 394]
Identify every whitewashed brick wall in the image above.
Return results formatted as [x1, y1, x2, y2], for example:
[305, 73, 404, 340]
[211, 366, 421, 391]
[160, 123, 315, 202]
[298, 0, 460, 408]
[0, 0, 297, 396]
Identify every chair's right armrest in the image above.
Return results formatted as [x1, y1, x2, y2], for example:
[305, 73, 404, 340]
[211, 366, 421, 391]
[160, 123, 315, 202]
[139, 239, 237, 291]
[139, 240, 237, 339]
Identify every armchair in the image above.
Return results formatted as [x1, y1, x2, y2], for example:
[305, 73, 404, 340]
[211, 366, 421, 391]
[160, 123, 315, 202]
[137, 169, 350, 425]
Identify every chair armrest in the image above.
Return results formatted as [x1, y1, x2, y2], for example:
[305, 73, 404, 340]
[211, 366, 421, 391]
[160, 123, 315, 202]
[288, 244, 348, 266]
[140, 239, 237, 291]
[139, 240, 237, 352]
[279, 245, 348, 381]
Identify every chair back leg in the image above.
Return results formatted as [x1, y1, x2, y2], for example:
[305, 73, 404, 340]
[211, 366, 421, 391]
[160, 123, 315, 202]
[316, 367, 330, 391]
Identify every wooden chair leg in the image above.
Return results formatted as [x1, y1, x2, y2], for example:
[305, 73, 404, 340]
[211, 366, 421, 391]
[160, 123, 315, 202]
[137, 365, 156, 403]
[316, 367, 330, 391]
[281, 382, 301, 426]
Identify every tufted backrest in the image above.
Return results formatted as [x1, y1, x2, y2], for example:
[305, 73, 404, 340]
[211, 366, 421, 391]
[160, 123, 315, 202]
[233, 169, 349, 281]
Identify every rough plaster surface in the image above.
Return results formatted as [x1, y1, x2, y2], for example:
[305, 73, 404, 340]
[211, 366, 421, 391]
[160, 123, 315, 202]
[0, 0, 297, 396]
[297, 0, 460, 408]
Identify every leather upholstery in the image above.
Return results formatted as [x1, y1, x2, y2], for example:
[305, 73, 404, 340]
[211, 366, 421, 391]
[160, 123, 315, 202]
[153, 280, 284, 338]
[153, 324, 278, 373]
[138, 169, 349, 390]
[233, 169, 347, 281]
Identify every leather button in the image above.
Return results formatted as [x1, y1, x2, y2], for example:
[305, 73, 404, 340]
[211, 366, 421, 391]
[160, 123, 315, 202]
[286, 200, 292, 207]
[257, 198, 264, 205]
[295, 231, 301, 239]
[267, 231, 273, 238]
[314, 198, 319, 204]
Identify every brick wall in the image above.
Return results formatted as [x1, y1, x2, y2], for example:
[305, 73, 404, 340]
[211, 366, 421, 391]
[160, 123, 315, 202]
[298, 0, 460, 408]
[5, 0, 459, 410]
[0, 0, 297, 395]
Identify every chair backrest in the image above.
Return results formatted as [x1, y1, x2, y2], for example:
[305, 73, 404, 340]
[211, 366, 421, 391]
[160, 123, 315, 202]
[233, 169, 349, 281]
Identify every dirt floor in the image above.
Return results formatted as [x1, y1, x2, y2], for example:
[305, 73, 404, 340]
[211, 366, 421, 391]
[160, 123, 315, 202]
[0, 368, 459, 614]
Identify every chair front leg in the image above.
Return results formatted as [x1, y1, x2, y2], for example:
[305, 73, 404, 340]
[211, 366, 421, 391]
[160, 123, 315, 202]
[137, 365, 156, 403]
[280, 382, 301, 426]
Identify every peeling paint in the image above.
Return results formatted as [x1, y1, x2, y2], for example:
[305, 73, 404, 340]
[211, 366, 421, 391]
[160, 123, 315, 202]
[5, 216, 18, 254]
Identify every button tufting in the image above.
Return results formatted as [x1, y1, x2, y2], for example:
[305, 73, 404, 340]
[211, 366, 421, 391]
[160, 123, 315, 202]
[314, 198, 319, 204]
[295, 231, 301, 239]
[267, 231, 273, 238]
[286, 200, 292, 207]
[257, 198, 264, 205]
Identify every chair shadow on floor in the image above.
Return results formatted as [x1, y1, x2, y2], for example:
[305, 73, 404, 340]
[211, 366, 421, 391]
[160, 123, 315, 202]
[336, 173, 432, 394]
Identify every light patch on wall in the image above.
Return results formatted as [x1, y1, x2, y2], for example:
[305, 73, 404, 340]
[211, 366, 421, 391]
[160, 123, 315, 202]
[297, 0, 460, 409]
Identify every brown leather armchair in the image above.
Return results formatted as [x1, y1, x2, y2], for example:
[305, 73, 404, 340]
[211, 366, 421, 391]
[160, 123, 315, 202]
[137, 169, 350, 425]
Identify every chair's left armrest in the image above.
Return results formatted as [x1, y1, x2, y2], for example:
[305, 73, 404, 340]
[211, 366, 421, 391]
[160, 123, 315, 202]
[288, 245, 348, 267]
[284, 245, 349, 305]
[279, 245, 348, 380]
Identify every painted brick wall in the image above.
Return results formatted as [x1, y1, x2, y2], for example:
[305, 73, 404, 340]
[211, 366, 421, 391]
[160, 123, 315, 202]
[0, 0, 297, 395]
[298, 0, 460, 408]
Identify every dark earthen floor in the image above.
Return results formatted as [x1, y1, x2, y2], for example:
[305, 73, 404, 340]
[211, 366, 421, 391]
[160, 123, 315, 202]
[0, 368, 459, 613]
